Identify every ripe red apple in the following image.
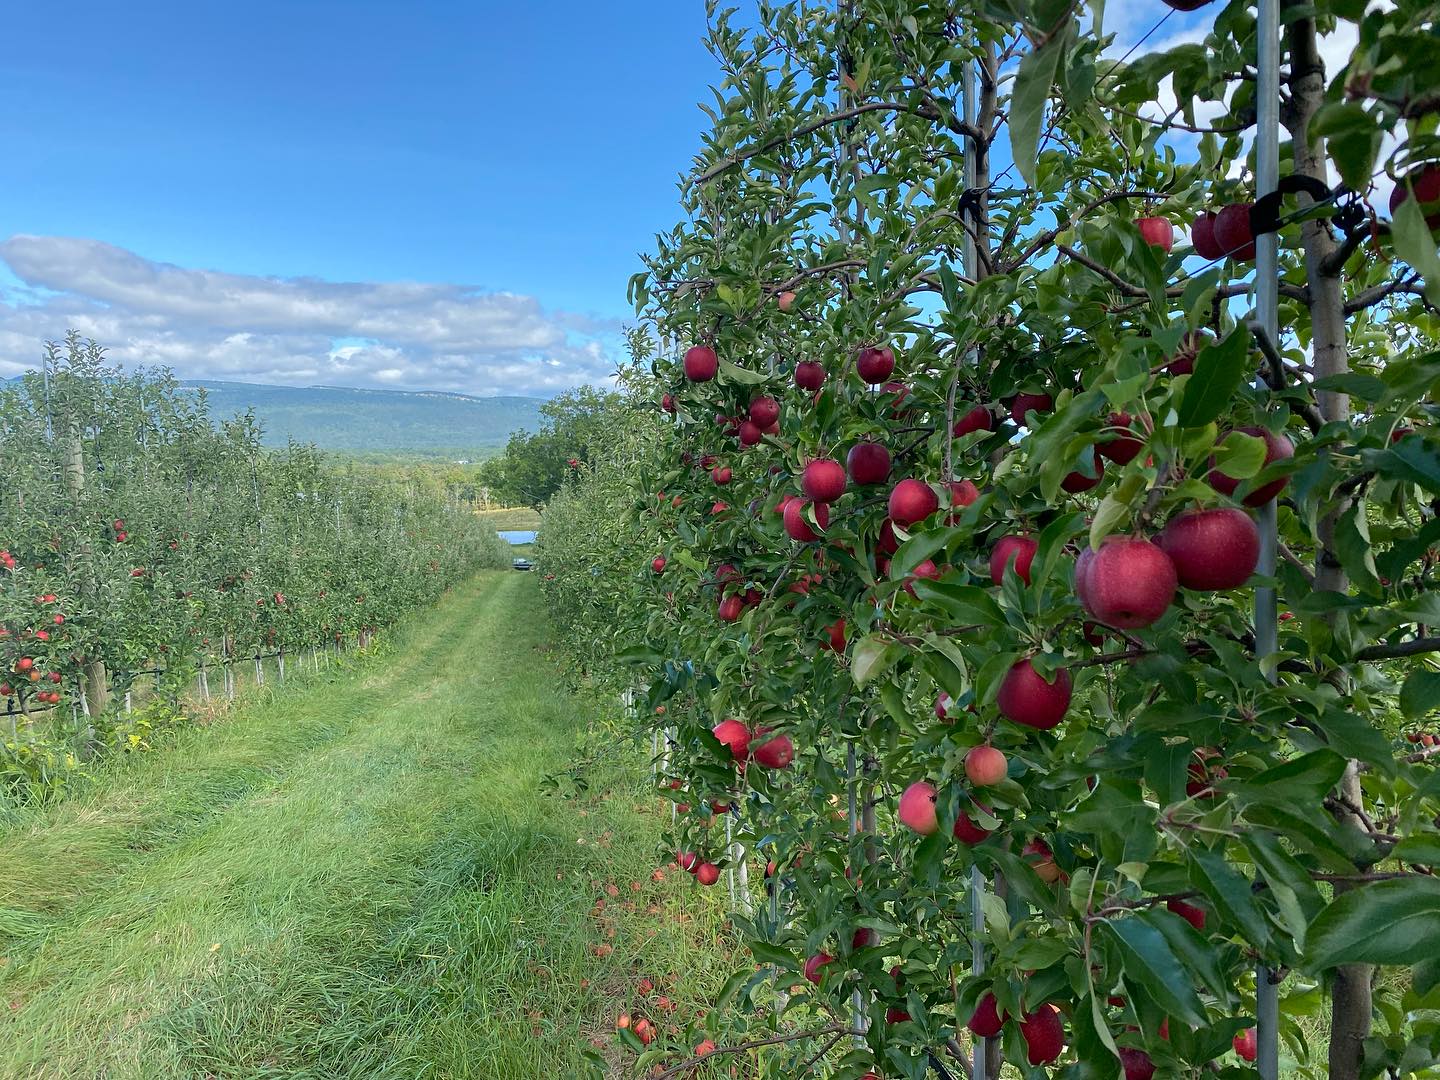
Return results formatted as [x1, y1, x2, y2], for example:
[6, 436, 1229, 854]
[1061, 448, 1105, 493]
[1167, 897, 1207, 932]
[694, 1038, 717, 1057]
[1157, 508, 1260, 590]
[684, 345, 719, 381]
[795, 360, 826, 391]
[898, 780, 939, 835]
[989, 535, 1038, 586]
[651, 556, 666, 574]
[1233, 1027, 1258, 1062]
[783, 498, 829, 542]
[1187, 750, 1228, 798]
[1390, 164, 1440, 228]
[750, 395, 780, 428]
[965, 745, 1008, 786]
[695, 862, 720, 886]
[717, 594, 745, 622]
[934, 693, 955, 721]
[954, 405, 994, 437]
[752, 730, 794, 769]
[1191, 211, 1224, 259]
[1120, 1047, 1157, 1080]
[851, 927, 875, 950]
[885, 1006, 910, 1024]
[1207, 426, 1294, 506]
[968, 993, 1005, 1038]
[903, 559, 942, 597]
[952, 802, 993, 844]
[803, 952, 834, 985]
[661, 392, 676, 413]
[1020, 1004, 1065, 1065]
[819, 618, 846, 653]
[1010, 392, 1053, 427]
[16, 657, 33, 673]
[712, 466, 732, 485]
[1214, 203, 1257, 260]
[856, 344, 896, 384]
[777, 290, 796, 311]
[1079, 535, 1176, 629]
[846, 442, 892, 486]
[803, 459, 848, 502]
[998, 659, 1072, 730]
[947, 479, 979, 509]
[677, 851, 699, 872]
[888, 478, 939, 526]
[1099, 412, 1144, 464]
[713, 718, 751, 761]
[876, 518, 900, 556]
[1137, 216, 1174, 252]
[1024, 839, 1063, 883]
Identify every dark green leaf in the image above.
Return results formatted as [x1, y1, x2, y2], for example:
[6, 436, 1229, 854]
[1176, 329, 1252, 428]
[1009, 39, 1064, 187]
[1401, 672, 1440, 719]
[1306, 876, 1440, 969]
[1188, 847, 1271, 950]
[1100, 917, 1208, 1026]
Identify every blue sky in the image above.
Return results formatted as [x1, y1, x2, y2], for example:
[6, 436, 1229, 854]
[0, 2, 716, 394]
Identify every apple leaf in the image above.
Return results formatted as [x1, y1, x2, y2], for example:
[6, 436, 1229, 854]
[1009, 37, 1064, 187]
[1100, 916, 1208, 1026]
[1392, 194, 1440, 308]
[1401, 671, 1440, 719]
[1187, 847, 1271, 950]
[717, 357, 769, 386]
[1211, 431, 1266, 479]
[1307, 877, 1440, 970]
[1176, 330, 1251, 428]
[1310, 101, 1384, 192]
[851, 634, 904, 686]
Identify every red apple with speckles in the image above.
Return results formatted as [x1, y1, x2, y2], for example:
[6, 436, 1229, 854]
[898, 780, 939, 835]
[952, 801, 993, 844]
[1078, 535, 1176, 629]
[803, 459, 847, 503]
[1120, 1047, 1157, 1080]
[968, 993, 1005, 1038]
[1099, 413, 1144, 464]
[1137, 216, 1174, 252]
[1010, 392, 1053, 427]
[795, 361, 826, 391]
[1158, 508, 1260, 590]
[998, 659, 1072, 729]
[684, 345, 718, 381]
[695, 861, 720, 886]
[1233, 1027, 1258, 1062]
[888, 479, 938, 526]
[783, 498, 829, 542]
[1391, 164, 1440, 228]
[751, 730, 794, 769]
[1061, 448, 1105, 493]
[954, 405, 994, 437]
[989, 535, 1037, 586]
[965, 745, 1008, 786]
[713, 718, 751, 761]
[749, 395, 780, 428]
[1020, 1004, 1065, 1064]
[856, 345, 896, 384]
[847, 442, 892, 486]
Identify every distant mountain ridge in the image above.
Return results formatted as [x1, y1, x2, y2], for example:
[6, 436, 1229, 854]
[177, 380, 545, 455]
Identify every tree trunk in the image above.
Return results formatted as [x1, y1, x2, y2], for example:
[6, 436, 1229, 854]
[1282, 8, 1371, 1077]
[62, 431, 110, 718]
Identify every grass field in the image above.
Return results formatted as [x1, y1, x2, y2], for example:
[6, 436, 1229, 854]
[477, 506, 543, 531]
[0, 572, 734, 1079]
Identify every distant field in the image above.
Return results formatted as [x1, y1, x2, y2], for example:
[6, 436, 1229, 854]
[477, 507, 542, 531]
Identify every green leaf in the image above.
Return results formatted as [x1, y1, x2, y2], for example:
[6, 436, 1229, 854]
[1392, 192, 1440, 308]
[1401, 672, 1440, 719]
[1212, 431, 1266, 479]
[851, 635, 904, 686]
[911, 580, 1005, 627]
[1100, 917, 1208, 1026]
[1188, 847, 1271, 950]
[1176, 330, 1252, 428]
[1143, 907, 1238, 1006]
[1232, 749, 1347, 807]
[1306, 876, 1440, 969]
[746, 940, 799, 969]
[1309, 100, 1384, 192]
[1009, 39, 1064, 187]
[717, 357, 769, 386]
[1315, 707, 1396, 776]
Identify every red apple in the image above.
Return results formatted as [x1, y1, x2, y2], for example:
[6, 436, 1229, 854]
[1024, 839, 1063, 884]
[713, 718, 751, 761]
[795, 361, 826, 391]
[1233, 1027, 1258, 1062]
[1010, 392, 1053, 427]
[777, 290, 796, 311]
[717, 594, 745, 622]
[750, 395, 780, 428]
[1120, 1048, 1157, 1080]
[1079, 535, 1176, 629]
[888, 479, 939, 526]
[803, 952, 835, 984]
[783, 498, 829, 542]
[1137, 216, 1174, 252]
[952, 802, 993, 844]
[677, 851, 699, 872]
[954, 405, 994, 437]
[967, 993, 1006, 1038]
[695, 862, 721, 886]
[712, 466, 732, 485]
[1020, 1004, 1066, 1065]
[751, 730, 794, 769]
[803, 459, 848, 502]
[989, 535, 1038, 586]
[851, 927, 875, 950]
[876, 518, 900, 556]
[965, 745, 1008, 786]
[856, 345, 896, 384]
[738, 421, 763, 446]
[661, 392, 676, 413]
[684, 345, 719, 381]
[1390, 164, 1440, 228]
[1157, 508, 1260, 590]
[1061, 448, 1105, 493]
[1099, 412, 1144, 464]
[1191, 211, 1224, 259]
[1208, 427, 1295, 506]
[998, 658, 1072, 730]
[1214, 203, 1256, 260]
[1167, 897, 1207, 932]
[846, 442, 892, 486]
[898, 780, 939, 835]
[651, 556, 666, 574]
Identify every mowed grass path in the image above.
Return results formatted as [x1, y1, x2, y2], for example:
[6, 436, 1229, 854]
[0, 572, 727, 1079]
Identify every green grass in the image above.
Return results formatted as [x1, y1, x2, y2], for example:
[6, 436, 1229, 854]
[477, 506, 543, 531]
[0, 572, 734, 1079]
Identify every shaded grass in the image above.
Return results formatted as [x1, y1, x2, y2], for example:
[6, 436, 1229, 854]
[0, 572, 734, 1079]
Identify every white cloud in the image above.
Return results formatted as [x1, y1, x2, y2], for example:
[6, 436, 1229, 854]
[0, 235, 622, 396]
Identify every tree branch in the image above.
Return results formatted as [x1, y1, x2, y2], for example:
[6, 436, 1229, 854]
[1246, 320, 1326, 435]
[1344, 274, 1423, 314]
[650, 1024, 861, 1079]
[1354, 636, 1440, 662]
